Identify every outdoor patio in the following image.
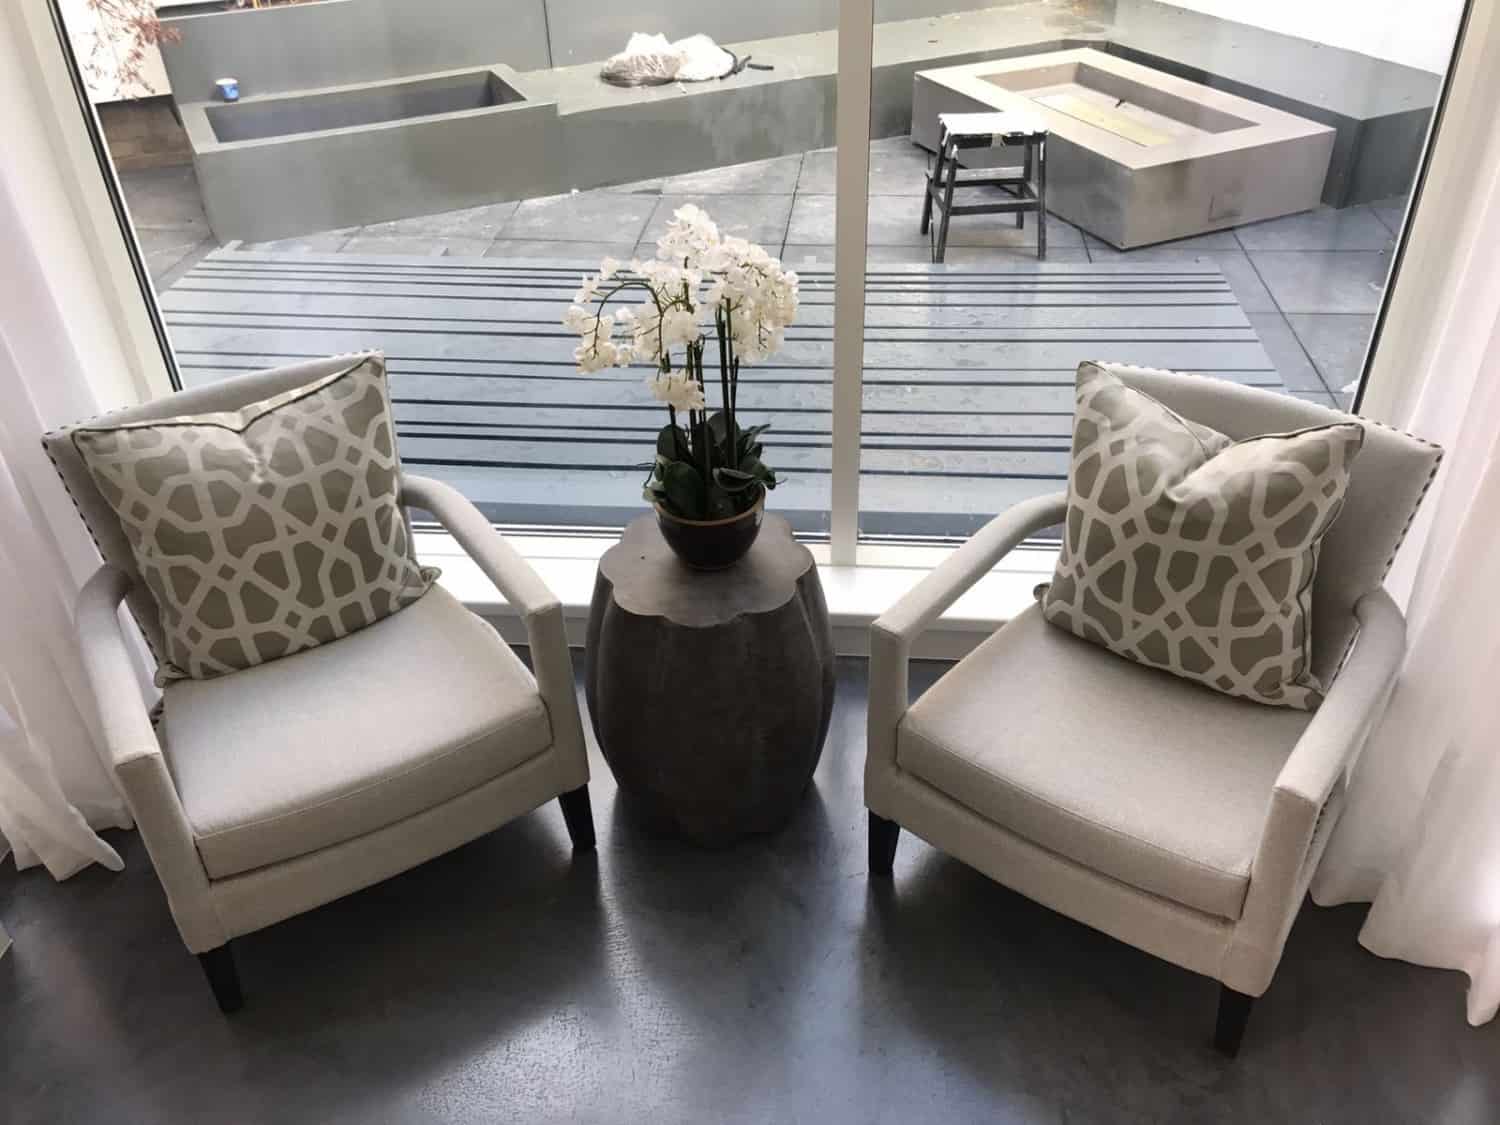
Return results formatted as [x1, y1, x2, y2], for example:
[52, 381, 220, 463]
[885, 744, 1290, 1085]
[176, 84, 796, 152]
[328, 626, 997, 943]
[123, 138, 1398, 535]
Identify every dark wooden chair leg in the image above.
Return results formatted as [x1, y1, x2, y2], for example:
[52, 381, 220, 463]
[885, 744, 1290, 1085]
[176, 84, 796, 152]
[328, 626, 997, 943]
[558, 785, 596, 851]
[1214, 984, 1254, 1056]
[198, 943, 243, 1014]
[868, 811, 900, 876]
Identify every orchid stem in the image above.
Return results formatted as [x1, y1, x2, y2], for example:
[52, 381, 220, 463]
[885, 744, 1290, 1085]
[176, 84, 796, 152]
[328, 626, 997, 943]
[716, 306, 734, 468]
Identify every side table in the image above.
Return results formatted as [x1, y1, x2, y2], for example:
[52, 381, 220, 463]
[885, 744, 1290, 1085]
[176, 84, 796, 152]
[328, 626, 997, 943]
[584, 513, 835, 845]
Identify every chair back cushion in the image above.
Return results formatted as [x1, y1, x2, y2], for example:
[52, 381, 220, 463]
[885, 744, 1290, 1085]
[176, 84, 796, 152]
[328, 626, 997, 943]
[44, 352, 435, 682]
[1095, 363, 1442, 686]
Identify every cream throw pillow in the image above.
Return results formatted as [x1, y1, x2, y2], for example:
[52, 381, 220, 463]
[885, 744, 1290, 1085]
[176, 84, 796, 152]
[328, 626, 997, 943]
[71, 355, 436, 684]
[1039, 362, 1365, 710]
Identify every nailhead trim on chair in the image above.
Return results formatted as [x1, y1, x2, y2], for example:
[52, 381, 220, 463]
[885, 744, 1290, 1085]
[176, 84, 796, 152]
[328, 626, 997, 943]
[1088, 364, 1446, 580]
[39, 433, 163, 663]
[1372, 435, 1444, 582]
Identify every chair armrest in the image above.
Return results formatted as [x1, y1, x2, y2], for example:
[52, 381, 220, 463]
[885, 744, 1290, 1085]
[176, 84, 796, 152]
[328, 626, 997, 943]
[398, 473, 589, 781]
[1276, 588, 1407, 812]
[1232, 589, 1406, 970]
[76, 566, 225, 951]
[866, 491, 1066, 807]
[76, 565, 162, 770]
[871, 491, 1067, 645]
[400, 473, 560, 620]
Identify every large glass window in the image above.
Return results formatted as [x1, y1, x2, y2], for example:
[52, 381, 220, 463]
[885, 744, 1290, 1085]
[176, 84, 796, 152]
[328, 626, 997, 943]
[43, 0, 1472, 553]
[857, 0, 1468, 543]
[58, 0, 838, 535]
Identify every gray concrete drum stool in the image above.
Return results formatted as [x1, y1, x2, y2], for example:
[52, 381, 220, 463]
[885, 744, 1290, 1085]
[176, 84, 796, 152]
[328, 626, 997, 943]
[922, 111, 1048, 262]
[584, 514, 835, 846]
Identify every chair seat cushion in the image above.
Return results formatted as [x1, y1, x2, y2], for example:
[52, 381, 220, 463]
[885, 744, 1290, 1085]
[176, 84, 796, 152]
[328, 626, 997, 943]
[162, 586, 551, 878]
[897, 605, 1313, 919]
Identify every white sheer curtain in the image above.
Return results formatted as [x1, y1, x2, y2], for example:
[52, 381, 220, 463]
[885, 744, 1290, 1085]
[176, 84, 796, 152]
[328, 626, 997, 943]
[0, 358, 130, 877]
[0, 177, 130, 881]
[1310, 150, 1500, 1027]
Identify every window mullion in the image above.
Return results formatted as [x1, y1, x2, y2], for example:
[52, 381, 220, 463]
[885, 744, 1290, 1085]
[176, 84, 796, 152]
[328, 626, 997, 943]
[829, 0, 874, 566]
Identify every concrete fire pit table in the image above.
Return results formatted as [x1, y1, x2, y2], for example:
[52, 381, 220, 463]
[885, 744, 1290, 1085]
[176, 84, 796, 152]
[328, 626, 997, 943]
[912, 48, 1336, 249]
[584, 514, 835, 847]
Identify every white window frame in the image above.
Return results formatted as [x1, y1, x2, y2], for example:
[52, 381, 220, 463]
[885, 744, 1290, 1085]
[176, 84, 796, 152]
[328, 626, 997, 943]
[10, 0, 175, 408]
[8, 0, 1494, 653]
[830, 0, 875, 566]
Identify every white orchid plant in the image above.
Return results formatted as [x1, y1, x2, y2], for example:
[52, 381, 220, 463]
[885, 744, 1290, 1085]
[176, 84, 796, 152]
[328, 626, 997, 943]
[562, 205, 799, 521]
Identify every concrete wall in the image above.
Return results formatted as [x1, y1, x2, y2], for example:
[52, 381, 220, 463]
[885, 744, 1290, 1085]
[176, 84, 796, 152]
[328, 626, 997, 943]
[540, 0, 1037, 66]
[161, 0, 1035, 96]
[89, 0, 1464, 106]
[1159, 0, 1462, 74]
[160, 0, 550, 103]
[542, 0, 837, 67]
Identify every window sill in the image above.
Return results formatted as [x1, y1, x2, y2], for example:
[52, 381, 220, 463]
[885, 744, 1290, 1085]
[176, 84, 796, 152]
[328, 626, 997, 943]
[415, 530, 1058, 660]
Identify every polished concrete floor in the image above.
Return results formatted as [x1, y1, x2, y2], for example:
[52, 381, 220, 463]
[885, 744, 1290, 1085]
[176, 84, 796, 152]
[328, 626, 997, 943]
[3, 658, 1497, 1124]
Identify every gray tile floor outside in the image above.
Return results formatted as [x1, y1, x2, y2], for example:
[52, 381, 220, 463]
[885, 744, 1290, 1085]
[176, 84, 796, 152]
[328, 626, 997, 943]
[4, 659, 1498, 1124]
[127, 138, 1406, 408]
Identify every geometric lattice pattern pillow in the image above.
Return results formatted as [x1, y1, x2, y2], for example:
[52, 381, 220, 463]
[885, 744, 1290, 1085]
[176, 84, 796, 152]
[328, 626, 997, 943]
[70, 354, 436, 684]
[1039, 362, 1365, 710]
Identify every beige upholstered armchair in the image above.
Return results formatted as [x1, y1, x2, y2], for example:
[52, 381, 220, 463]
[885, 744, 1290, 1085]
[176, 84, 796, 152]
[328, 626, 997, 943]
[45, 356, 593, 1012]
[865, 367, 1440, 1054]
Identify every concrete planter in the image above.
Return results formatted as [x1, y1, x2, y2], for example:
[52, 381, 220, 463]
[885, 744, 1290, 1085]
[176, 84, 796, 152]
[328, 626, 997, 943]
[179, 66, 558, 242]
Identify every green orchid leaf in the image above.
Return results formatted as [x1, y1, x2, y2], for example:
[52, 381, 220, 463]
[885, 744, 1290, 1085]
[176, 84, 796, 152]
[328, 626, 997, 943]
[707, 411, 731, 446]
[704, 486, 738, 521]
[739, 456, 777, 491]
[656, 424, 691, 461]
[712, 467, 760, 493]
[661, 459, 707, 520]
[737, 423, 770, 459]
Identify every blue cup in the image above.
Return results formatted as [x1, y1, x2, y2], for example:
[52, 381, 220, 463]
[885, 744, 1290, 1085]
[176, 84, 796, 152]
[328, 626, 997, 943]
[215, 77, 240, 102]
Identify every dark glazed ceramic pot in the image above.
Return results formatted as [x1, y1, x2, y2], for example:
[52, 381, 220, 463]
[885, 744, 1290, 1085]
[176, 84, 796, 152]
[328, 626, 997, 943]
[654, 490, 765, 569]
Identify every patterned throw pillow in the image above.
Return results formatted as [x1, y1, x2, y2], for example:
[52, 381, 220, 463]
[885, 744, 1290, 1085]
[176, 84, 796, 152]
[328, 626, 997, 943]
[71, 354, 437, 684]
[1039, 362, 1365, 710]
